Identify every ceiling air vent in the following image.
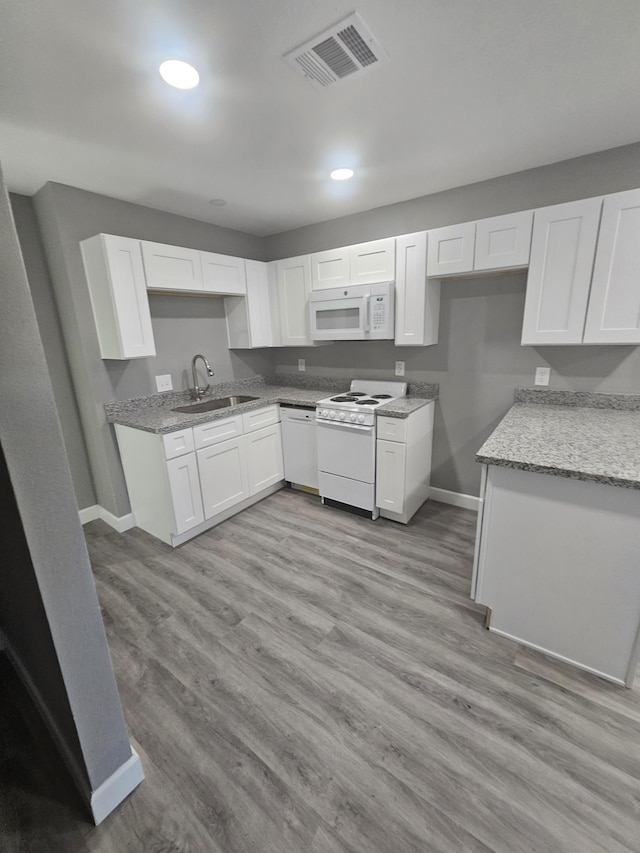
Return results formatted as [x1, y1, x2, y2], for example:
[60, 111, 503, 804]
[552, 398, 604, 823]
[283, 12, 387, 90]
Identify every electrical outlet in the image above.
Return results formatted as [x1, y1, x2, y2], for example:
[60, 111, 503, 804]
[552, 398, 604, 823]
[298, 358, 306, 372]
[534, 366, 551, 386]
[395, 361, 405, 377]
[155, 374, 173, 392]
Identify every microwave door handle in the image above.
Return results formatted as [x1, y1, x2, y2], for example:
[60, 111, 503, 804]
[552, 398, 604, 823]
[363, 296, 371, 332]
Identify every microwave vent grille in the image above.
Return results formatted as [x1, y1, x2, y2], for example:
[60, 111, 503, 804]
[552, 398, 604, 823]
[283, 12, 387, 90]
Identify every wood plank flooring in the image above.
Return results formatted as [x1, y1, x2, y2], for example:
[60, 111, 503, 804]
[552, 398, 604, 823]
[2, 488, 640, 852]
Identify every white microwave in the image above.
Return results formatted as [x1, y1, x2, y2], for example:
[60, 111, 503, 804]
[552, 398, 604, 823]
[309, 282, 395, 341]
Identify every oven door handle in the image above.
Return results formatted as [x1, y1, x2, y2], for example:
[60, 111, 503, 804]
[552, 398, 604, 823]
[316, 418, 375, 433]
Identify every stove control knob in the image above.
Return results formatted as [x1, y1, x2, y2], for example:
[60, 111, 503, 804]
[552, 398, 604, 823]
[350, 413, 357, 422]
[329, 410, 336, 419]
[358, 414, 365, 424]
[321, 409, 328, 418]
[339, 412, 346, 421]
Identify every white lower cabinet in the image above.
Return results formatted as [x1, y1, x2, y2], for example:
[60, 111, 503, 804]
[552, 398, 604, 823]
[375, 403, 434, 524]
[166, 453, 205, 533]
[115, 405, 284, 546]
[198, 437, 250, 518]
[246, 424, 284, 494]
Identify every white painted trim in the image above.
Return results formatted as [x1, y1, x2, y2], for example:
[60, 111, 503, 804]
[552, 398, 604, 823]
[78, 505, 136, 532]
[489, 628, 627, 687]
[90, 748, 144, 825]
[429, 486, 481, 512]
[98, 507, 135, 533]
[4, 636, 144, 823]
[79, 505, 100, 524]
[4, 638, 94, 810]
[470, 465, 487, 601]
[625, 615, 640, 688]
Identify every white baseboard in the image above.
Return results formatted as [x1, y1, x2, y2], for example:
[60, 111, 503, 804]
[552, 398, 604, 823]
[90, 747, 144, 825]
[4, 636, 144, 824]
[429, 486, 481, 512]
[78, 505, 100, 524]
[98, 507, 135, 533]
[79, 505, 135, 533]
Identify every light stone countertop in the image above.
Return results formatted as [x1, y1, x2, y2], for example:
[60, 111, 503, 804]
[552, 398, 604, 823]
[105, 381, 438, 434]
[476, 401, 640, 489]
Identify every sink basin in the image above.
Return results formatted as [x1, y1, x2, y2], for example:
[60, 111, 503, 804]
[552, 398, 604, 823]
[172, 395, 258, 414]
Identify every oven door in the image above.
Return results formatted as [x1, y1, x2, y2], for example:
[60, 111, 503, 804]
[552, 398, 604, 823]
[316, 419, 376, 483]
[310, 295, 369, 341]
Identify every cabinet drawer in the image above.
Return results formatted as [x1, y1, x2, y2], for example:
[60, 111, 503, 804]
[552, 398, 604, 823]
[377, 416, 407, 443]
[242, 404, 280, 434]
[193, 415, 243, 449]
[162, 428, 195, 460]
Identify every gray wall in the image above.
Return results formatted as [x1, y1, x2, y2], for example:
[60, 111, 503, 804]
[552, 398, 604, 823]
[32, 183, 268, 515]
[10, 193, 96, 509]
[0, 163, 133, 797]
[266, 142, 640, 497]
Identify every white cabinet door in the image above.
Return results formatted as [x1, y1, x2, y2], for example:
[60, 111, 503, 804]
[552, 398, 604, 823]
[245, 424, 284, 495]
[349, 238, 395, 284]
[81, 234, 156, 359]
[225, 260, 273, 348]
[394, 231, 440, 347]
[521, 198, 602, 345]
[311, 247, 350, 290]
[245, 260, 273, 346]
[141, 241, 203, 292]
[427, 223, 476, 277]
[201, 251, 247, 295]
[474, 211, 533, 271]
[166, 453, 205, 534]
[197, 438, 250, 518]
[584, 188, 640, 344]
[276, 255, 314, 346]
[376, 439, 406, 513]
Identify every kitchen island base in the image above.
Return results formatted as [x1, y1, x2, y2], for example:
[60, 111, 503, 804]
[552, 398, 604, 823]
[474, 464, 640, 687]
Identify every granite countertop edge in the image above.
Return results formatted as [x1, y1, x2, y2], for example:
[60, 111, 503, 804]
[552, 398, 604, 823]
[105, 381, 439, 434]
[476, 395, 640, 490]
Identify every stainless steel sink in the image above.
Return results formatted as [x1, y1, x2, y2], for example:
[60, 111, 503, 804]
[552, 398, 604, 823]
[172, 395, 258, 414]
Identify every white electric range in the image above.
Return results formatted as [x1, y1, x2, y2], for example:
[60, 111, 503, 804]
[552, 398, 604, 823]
[315, 379, 408, 518]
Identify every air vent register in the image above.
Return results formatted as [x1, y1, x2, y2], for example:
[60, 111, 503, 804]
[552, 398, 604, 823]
[283, 12, 387, 89]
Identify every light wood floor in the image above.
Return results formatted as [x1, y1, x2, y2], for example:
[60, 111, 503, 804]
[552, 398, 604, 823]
[2, 489, 640, 852]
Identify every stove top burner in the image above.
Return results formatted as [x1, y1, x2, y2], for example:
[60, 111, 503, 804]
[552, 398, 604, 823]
[356, 399, 380, 405]
[331, 396, 355, 402]
[346, 391, 367, 396]
[372, 394, 392, 399]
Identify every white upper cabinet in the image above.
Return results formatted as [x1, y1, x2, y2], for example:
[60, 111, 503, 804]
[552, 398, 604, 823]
[521, 198, 602, 345]
[225, 260, 274, 348]
[201, 251, 247, 295]
[349, 238, 396, 284]
[394, 231, 440, 347]
[141, 241, 203, 292]
[427, 222, 476, 277]
[474, 211, 533, 271]
[584, 188, 640, 344]
[311, 247, 350, 290]
[81, 234, 156, 360]
[310, 238, 395, 290]
[427, 212, 532, 278]
[276, 255, 314, 346]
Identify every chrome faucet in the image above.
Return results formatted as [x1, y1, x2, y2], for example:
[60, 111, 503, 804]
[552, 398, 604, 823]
[191, 354, 214, 400]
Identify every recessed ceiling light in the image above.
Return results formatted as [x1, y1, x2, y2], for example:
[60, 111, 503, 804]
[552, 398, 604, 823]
[159, 60, 200, 89]
[330, 168, 354, 181]
[209, 198, 227, 207]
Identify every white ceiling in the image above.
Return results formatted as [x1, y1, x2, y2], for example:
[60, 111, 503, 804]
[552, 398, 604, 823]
[2, 0, 640, 236]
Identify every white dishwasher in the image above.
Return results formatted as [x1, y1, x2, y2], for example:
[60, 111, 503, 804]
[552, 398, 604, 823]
[280, 406, 318, 491]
